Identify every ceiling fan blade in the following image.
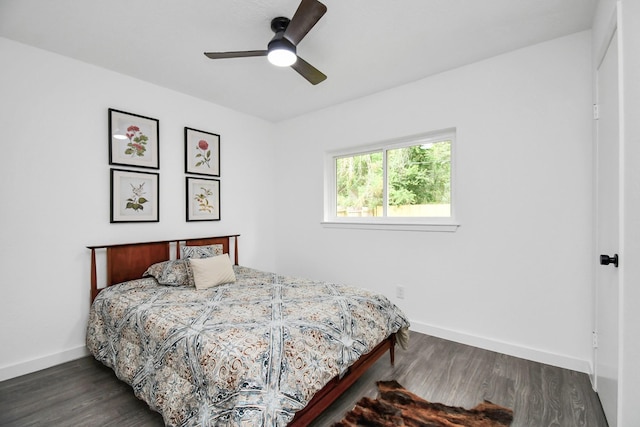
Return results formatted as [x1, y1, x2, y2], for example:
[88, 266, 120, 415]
[204, 50, 267, 59]
[291, 56, 327, 85]
[284, 0, 327, 46]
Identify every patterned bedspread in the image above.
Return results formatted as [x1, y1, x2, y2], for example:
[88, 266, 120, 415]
[86, 266, 410, 426]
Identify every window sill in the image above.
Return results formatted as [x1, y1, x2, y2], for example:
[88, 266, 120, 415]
[321, 221, 460, 232]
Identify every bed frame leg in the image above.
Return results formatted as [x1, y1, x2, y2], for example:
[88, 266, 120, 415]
[390, 334, 396, 366]
[90, 248, 98, 303]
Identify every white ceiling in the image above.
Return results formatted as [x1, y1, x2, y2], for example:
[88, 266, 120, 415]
[0, 0, 596, 122]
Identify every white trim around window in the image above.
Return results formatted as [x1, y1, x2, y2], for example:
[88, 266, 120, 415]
[322, 128, 460, 232]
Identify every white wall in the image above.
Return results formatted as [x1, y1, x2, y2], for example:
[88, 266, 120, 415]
[0, 29, 599, 382]
[274, 32, 594, 373]
[0, 37, 277, 381]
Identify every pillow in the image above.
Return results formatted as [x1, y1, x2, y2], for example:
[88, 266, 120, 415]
[181, 244, 223, 259]
[189, 254, 236, 290]
[143, 259, 193, 287]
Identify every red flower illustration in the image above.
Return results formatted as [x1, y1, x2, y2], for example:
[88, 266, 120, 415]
[195, 139, 212, 168]
[123, 125, 148, 157]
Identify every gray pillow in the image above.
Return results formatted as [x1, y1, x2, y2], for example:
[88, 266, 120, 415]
[181, 244, 223, 259]
[143, 259, 193, 287]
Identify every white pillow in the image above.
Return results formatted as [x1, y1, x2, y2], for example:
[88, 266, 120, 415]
[188, 254, 236, 290]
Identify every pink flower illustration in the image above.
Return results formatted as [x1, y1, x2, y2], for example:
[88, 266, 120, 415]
[124, 125, 148, 157]
[195, 139, 211, 168]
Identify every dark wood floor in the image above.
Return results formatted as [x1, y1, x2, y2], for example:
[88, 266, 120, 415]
[0, 332, 608, 426]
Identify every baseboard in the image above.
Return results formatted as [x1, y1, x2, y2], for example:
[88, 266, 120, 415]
[0, 346, 90, 382]
[410, 321, 592, 375]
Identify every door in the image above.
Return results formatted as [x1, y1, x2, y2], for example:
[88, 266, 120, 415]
[595, 30, 619, 427]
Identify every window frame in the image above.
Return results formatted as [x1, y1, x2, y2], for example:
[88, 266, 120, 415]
[323, 129, 459, 232]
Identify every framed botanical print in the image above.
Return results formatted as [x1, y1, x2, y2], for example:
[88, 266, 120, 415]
[110, 169, 159, 223]
[109, 108, 160, 169]
[186, 177, 220, 221]
[185, 127, 220, 177]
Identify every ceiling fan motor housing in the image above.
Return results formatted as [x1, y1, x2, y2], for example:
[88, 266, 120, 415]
[268, 37, 296, 54]
[269, 17, 296, 52]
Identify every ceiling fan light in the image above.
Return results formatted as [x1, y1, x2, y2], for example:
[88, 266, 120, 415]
[268, 49, 297, 67]
[267, 38, 297, 67]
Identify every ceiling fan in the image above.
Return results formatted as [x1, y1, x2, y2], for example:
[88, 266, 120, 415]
[204, 0, 327, 85]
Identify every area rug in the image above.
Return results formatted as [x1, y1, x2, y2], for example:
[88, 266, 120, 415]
[333, 380, 513, 426]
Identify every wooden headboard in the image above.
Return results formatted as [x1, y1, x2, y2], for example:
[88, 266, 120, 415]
[87, 235, 239, 303]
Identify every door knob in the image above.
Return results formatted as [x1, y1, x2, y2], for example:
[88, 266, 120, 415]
[600, 254, 619, 268]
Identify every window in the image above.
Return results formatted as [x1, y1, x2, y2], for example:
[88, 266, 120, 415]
[324, 129, 458, 231]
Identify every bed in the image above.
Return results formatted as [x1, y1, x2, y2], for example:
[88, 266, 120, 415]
[86, 235, 410, 426]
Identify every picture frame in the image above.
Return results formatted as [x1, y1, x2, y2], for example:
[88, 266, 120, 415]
[109, 108, 160, 169]
[186, 177, 220, 221]
[110, 169, 159, 223]
[185, 127, 220, 177]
